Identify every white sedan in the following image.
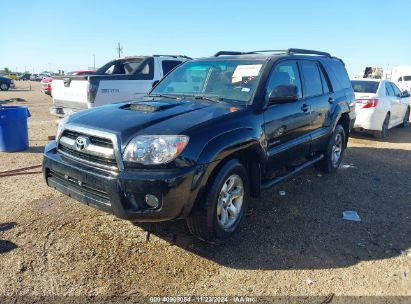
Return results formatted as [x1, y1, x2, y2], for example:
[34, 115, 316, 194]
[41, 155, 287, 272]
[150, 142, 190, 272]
[351, 79, 410, 138]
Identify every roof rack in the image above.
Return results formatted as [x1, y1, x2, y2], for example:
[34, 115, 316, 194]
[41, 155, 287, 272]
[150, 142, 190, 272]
[152, 55, 192, 59]
[286, 48, 331, 57]
[214, 48, 331, 57]
[214, 51, 251, 56]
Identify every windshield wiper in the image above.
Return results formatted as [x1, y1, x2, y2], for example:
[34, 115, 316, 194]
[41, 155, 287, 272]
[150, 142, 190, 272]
[193, 95, 224, 103]
[148, 93, 181, 100]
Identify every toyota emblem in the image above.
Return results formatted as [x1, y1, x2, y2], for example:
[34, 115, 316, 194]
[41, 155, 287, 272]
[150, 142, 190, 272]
[75, 136, 90, 151]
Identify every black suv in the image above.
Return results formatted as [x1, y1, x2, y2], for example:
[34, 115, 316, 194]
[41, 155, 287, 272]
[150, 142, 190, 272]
[43, 48, 356, 242]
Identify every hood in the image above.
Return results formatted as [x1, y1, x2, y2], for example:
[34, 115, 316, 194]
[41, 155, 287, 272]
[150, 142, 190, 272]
[67, 99, 241, 146]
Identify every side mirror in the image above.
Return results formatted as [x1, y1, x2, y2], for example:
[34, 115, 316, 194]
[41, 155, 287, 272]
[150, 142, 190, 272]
[402, 91, 410, 98]
[152, 80, 160, 88]
[268, 84, 299, 104]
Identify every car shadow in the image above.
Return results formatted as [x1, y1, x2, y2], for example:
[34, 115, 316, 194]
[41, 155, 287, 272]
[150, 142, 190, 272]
[351, 126, 410, 144]
[135, 146, 411, 270]
[0, 222, 18, 254]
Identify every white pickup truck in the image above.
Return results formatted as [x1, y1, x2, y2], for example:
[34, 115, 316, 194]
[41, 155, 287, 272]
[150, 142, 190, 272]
[50, 55, 190, 117]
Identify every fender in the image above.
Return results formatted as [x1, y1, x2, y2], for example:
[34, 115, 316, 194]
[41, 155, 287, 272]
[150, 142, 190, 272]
[179, 127, 265, 217]
[197, 127, 265, 165]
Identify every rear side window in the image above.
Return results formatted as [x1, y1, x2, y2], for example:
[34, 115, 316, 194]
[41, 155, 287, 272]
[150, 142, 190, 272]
[386, 82, 395, 96]
[319, 66, 330, 94]
[300, 61, 323, 98]
[266, 60, 302, 99]
[162, 60, 182, 76]
[323, 60, 351, 91]
[351, 80, 380, 93]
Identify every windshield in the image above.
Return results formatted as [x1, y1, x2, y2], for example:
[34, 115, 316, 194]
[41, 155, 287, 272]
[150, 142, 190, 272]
[404, 76, 411, 81]
[351, 80, 380, 93]
[151, 60, 265, 104]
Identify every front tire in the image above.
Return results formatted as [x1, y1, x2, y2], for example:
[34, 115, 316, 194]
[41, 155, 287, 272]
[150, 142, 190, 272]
[400, 108, 410, 128]
[0, 83, 9, 91]
[186, 159, 249, 243]
[374, 113, 390, 138]
[317, 124, 346, 174]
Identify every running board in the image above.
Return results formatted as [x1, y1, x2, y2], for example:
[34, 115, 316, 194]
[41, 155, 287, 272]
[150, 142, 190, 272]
[260, 154, 324, 190]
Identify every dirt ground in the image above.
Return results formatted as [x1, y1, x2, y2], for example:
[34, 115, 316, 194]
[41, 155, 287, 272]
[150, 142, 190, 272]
[0, 82, 410, 300]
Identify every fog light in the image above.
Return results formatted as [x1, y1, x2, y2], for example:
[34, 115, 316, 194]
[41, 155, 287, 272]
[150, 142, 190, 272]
[145, 194, 160, 208]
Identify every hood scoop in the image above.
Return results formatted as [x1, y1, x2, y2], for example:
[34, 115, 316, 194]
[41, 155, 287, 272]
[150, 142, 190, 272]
[121, 101, 184, 113]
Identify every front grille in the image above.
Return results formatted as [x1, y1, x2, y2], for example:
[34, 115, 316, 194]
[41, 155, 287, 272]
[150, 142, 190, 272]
[63, 130, 113, 148]
[59, 145, 118, 167]
[48, 169, 110, 203]
[57, 129, 118, 170]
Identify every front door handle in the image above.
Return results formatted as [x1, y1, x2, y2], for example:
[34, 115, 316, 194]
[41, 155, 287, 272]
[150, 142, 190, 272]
[328, 97, 335, 104]
[301, 104, 310, 112]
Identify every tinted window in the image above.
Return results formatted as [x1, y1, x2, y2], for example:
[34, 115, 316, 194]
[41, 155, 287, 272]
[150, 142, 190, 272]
[351, 81, 380, 93]
[301, 61, 322, 97]
[162, 60, 182, 76]
[386, 82, 395, 96]
[319, 65, 330, 94]
[404, 76, 411, 81]
[391, 82, 402, 96]
[266, 61, 302, 99]
[323, 60, 351, 91]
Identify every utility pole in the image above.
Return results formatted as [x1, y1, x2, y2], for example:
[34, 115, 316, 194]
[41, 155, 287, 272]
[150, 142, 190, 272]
[116, 42, 123, 58]
[93, 54, 96, 70]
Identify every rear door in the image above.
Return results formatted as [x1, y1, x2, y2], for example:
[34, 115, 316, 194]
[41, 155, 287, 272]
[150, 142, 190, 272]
[263, 60, 312, 171]
[385, 82, 401, 125]
[389, 82, 408, 124]
[299, 60, 332, 152]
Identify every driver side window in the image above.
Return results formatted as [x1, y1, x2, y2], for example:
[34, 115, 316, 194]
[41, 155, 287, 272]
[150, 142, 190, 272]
[266, 61, 302, 100]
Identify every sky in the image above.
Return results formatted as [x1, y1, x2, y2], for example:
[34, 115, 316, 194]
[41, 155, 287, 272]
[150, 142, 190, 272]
[2, 0, 411, 77]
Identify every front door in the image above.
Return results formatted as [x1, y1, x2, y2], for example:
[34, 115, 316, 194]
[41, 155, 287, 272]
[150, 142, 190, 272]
[263, 60, 312, 172]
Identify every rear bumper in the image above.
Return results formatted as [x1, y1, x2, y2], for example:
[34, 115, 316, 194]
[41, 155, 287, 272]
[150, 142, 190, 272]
[42, 141, 202, 222]
[354, 108, 385, 131]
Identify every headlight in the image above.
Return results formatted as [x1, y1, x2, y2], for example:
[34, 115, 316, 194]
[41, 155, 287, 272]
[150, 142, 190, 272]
[123, 135, 189, 165]
[56, 116, 69, 139]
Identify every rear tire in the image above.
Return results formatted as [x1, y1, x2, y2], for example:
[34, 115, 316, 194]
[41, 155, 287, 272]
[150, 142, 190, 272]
[374, 113, 390, 138]
[400, 108, 410, 128]
[316, 124, 346, 174]
[0, 83, 9, 91]
[186, 159, 249, 243]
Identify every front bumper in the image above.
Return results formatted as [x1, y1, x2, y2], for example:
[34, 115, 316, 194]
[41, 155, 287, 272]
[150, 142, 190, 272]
[42, 141, 203, 222]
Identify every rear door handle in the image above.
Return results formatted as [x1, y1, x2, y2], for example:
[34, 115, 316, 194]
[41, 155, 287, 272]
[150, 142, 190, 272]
[328, 97, 335, 104]
[301, 104, 310, 112]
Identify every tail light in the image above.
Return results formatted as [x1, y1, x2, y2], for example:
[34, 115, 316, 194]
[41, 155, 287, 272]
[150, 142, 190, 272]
[356, 99, 379, 108]
[87, 81, 99, 103]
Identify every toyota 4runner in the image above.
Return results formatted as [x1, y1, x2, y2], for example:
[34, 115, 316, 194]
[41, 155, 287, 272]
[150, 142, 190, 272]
[43, 48, 356, 242]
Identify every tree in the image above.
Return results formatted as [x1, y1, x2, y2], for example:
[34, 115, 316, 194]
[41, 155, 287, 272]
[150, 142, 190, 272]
[4, 67, 10, 74]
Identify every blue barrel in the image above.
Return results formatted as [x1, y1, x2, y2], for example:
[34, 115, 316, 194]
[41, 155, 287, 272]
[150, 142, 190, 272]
[0, 106, 31, 152]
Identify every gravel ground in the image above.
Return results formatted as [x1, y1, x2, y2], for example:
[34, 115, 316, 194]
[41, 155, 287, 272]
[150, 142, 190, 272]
[0, 82, 410, 299]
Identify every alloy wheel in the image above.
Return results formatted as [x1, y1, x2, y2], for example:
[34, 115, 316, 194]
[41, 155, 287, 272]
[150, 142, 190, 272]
[216, 174, 244, 230]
